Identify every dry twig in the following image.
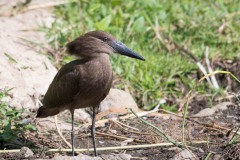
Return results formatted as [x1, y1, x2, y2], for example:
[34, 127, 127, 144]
[111, 119, 139, 131]
[129, 108, 183, 148]
[54, 115, 72, 148]
[0, 140, 208, 153]
[96, 131, 144, 143]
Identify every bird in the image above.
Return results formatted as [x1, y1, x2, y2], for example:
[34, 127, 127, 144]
[36, 30, 145, 156]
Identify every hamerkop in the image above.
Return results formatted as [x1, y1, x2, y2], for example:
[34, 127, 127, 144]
[36, 31, 145, 156]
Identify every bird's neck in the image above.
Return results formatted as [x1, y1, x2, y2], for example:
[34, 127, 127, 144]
[85, 53, 112, 88]
[93, 53, 111, 70]
[78, 53, 112, 74]
[77, 53, 110, 62]
[86, 53, 110, 64]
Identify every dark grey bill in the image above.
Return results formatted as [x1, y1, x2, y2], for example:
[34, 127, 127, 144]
[109, 41, 145, 61]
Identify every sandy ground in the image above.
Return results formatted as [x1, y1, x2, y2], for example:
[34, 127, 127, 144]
[0, 0, 57, 110]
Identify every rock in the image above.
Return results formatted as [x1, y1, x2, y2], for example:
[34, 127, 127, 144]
[193, 108, 215, 117]
[193, 102, 233, 117]
[170, 149, 197, 160]
[7, 147, 34, 159]
[100, 89, 138, 112]
[37, 116, 72, 132]
[213, 154, 222, 160]
[101, 153, 132, 160]
[19, 147, 34, 157]
[52, 154, 100, 160]
[74, 109, 93, 123]
[73, 88, 140, 123]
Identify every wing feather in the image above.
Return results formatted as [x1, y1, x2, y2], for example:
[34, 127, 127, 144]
[42, 60, 86, 108]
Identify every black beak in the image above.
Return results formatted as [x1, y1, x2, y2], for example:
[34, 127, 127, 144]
[109, 41, 145, 61]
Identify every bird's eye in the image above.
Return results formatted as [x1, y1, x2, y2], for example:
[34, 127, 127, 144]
[102, 37, 108, 42]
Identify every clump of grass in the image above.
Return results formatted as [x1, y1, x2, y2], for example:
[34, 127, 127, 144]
[0, 89, 36, 148]
[42, 0, 240, 110]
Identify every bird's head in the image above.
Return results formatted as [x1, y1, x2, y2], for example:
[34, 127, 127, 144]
[66, 31, 145, 61]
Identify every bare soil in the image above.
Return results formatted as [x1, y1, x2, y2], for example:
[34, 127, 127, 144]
[1, 96, 240, 159]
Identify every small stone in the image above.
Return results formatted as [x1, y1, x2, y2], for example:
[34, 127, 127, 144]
[101, 153, 132, 160]
[53, 154, 102, 160]
[193, 102, 232, 117]
[100, 89, 139, 115]
[170, 149, 197, 160]
[193, 108, 215, 117]
[198, 148, 204, 153]
[213, 154, 222, 160]
[20, 147, 33, 157]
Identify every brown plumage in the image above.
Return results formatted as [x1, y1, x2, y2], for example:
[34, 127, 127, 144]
[36, 31, 144, 156]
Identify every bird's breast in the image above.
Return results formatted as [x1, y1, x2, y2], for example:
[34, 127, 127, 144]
[74, 55, 113, 108]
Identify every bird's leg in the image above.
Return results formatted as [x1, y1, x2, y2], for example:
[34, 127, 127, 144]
[91, 106, 98, 156]
[70, 109, 75, 156]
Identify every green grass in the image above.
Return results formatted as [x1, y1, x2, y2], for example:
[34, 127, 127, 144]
[42, 0, 240, 110]
[0, 89, 36, 147]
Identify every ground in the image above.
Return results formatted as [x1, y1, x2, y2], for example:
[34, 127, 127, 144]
[1, 98, 240, 159]
[0, 1, 240, 160]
